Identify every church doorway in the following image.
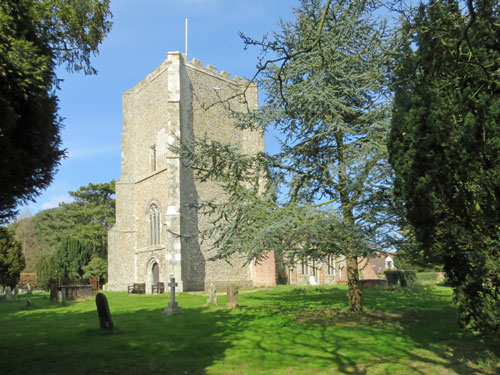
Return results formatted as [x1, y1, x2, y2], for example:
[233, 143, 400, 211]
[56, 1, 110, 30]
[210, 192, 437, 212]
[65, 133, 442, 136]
[146, 258, 160, 294]
[152, 262, 159, 286]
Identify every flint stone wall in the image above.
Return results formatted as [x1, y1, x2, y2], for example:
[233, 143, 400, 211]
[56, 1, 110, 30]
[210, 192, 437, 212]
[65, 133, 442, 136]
[108, 52, 274, 292]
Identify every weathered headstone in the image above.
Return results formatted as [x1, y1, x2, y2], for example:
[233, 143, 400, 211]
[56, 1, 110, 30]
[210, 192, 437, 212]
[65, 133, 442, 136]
[14, 285, 19, 301]
[226, 283, 238, 308]
[26, 283, 32, 294]
[57, 290, 64, 304]
[5, 286, 13, 301]
[207, 282, 218, 307]
[164, 276, 182, 315]
[95, 293, 114, 330]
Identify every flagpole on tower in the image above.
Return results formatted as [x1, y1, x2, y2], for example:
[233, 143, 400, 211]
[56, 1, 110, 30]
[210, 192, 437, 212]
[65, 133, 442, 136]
[185, 18, 188, 59]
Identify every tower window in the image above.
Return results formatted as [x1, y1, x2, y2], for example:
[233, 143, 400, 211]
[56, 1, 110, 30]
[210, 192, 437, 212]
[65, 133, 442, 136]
[148, 203, 160, 245]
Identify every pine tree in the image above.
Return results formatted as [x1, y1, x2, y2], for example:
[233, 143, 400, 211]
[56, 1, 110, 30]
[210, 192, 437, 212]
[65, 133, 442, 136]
[389, 0, 500, 334]
[174, 0, 396, 312]
[0, 0, 112, 221]
[0, 228, 25, 288]
[54, 237, 91, 279]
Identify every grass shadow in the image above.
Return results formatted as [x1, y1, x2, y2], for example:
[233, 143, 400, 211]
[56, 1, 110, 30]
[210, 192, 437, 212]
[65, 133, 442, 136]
[0, 293, 254, 375]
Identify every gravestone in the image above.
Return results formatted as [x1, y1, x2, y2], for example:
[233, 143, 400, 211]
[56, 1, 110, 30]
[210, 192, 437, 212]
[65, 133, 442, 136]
[57, 290, 64, 304]
[14, 286, 19, 301]
[226, 283, 238, 308]
[207, 283, 218, 307]
[5, 286, 13, 301]
[164, 276, 182, 315]
[27, 283, 32, 294]
[95, 293, 114, 330]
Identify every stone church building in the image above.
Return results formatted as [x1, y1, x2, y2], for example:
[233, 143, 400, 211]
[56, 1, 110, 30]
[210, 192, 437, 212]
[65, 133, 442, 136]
[107, 52, 276, 293]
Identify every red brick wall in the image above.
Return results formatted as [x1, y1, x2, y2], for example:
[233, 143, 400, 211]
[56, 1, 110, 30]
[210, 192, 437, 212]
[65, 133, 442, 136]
[358, 258, 379, 279]
[254, 250, 277, 287]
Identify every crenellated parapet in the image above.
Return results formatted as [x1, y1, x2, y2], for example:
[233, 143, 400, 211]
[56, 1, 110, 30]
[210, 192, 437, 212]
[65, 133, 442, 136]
[182, 54, 252, 87]
[126, 52, 253, 95]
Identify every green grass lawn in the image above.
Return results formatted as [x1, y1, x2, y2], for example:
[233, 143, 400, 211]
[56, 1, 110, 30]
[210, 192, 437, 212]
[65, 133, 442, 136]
[0, 284, 498, 375]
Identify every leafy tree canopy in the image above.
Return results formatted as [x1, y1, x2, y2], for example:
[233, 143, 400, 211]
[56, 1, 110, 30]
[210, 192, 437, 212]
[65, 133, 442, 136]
[0, 0, 112, 221]
[32, 180, 115, 258]
[174, 0, 397, 312]
[0, 227, 25, 288]
[54, 237, 91, 279]
[389, 0, 500, 335]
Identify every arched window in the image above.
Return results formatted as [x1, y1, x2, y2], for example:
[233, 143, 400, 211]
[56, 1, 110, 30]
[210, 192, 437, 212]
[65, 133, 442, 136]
[327, 255, 334, 275]
[148, 204, 160, 245]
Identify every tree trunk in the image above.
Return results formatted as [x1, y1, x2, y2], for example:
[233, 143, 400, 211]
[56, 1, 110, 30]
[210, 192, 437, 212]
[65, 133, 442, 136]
[347, 255, 363, 312]
[335, 131, 363, 312]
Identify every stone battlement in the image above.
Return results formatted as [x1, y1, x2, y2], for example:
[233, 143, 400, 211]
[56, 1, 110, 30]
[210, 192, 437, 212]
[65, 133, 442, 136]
[184, 54, 248, 84]
[126, 51, 250, 94]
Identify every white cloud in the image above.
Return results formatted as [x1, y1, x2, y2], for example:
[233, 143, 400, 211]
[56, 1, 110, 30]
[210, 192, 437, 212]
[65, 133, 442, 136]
[66, 144, 120, 161]
[40, 195, 74, 210]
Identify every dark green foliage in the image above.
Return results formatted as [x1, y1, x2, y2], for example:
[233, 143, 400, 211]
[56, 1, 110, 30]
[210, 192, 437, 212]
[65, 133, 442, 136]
[0, 0, 112, 221]
[35, 250, 57, 290]
[82, 254, 107, 281]
[389, 0, 500, 335]
[63, 181, 116, 258]
[28, 181, 115, 256]
[0, 227, 25, 288]
[54, 237, 91, 279]
[385, 270, 416, 287]
[29, 181, 114, 286]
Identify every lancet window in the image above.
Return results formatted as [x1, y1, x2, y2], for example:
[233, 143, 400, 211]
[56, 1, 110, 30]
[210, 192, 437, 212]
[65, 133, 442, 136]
[148, 204, 161, 245]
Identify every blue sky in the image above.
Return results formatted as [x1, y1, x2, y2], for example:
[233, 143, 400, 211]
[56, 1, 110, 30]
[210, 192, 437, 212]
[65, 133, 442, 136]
[23, 0, 296, 214]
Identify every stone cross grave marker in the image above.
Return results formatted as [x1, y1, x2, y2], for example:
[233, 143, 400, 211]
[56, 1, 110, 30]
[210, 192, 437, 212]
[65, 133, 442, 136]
[226, 283, 238, 308]
[164, 276, 182, 315]
[96, 293, 114, 330]
[207, 282, 218, 307]
[5, 286, 13, 301]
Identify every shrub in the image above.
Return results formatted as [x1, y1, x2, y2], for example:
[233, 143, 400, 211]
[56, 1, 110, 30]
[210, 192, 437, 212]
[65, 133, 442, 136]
[54, 237, 91, 279]
[0, 227, 25, 288]
[385, 270, 417, 287]
[35, 250, 57, 290]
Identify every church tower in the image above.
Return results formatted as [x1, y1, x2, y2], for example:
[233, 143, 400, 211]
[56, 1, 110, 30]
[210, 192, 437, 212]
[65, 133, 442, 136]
[107, 52, 276, 292]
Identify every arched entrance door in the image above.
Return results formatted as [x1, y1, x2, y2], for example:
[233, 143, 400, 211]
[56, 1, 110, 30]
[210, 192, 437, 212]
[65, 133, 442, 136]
[152, 262, 159, 286]
[146, 259, 160, 294]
